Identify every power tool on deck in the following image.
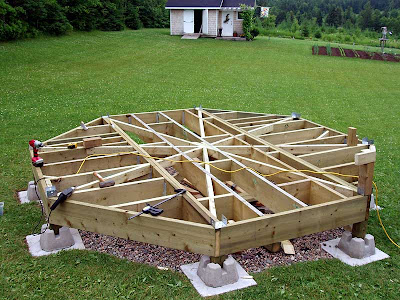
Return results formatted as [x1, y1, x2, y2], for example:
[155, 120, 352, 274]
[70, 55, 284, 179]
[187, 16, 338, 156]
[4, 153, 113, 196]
[29, 140, 44, 167]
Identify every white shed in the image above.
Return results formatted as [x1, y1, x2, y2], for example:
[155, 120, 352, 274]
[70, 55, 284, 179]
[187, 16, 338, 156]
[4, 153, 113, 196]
[166, 0, 256, 37]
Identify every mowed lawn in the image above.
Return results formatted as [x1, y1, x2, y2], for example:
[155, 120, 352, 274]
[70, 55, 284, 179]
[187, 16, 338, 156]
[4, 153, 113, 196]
[1, 29, 399, 299]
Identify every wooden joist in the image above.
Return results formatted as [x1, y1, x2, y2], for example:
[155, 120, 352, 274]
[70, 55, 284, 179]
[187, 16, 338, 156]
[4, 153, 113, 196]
[31, 108, 375, 258]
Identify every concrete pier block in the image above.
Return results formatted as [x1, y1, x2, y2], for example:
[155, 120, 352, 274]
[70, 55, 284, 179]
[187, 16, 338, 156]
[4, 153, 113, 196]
[27, 181, 40, 202]
[181, 255, 256, 297]
[39, 224, 75, 252]
[338, 231, 375, 259]
[196, 255, 239, 288]
[321, 231, 389, 266]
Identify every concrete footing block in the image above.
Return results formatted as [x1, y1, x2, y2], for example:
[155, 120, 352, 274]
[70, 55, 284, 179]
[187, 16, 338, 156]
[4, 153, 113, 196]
[26, 225, 85, 257]
[27, 181, 40, 202]
[40, 224, 75, 252]
[196, 255, 239, 288]
[338, 231, 375, 259]
[321, 231, 389, 266]
[181, 255, 256, 297]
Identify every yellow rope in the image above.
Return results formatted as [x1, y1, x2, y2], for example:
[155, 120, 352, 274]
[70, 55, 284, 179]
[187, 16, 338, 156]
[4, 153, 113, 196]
[75, 151, 399, 249]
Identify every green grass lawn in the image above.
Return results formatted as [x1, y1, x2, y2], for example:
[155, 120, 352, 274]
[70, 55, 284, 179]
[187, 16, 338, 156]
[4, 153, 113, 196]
[1, 28, 399, 299]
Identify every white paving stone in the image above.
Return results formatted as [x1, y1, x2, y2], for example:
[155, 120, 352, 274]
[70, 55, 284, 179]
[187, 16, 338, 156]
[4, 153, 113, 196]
[18, 191, 30, 204]
[321, 238, 389, 266]
[26, 228, 85, 257]
[181, 259, 256, 297]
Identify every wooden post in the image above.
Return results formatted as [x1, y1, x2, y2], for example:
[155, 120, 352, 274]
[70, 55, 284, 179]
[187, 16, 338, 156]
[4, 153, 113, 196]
[347, 127, 358, 146]
[210, 255, 228, 266]
[352, 146, 376, 238]
[50, 224, 61, 235]
[265, 242, 281, 253]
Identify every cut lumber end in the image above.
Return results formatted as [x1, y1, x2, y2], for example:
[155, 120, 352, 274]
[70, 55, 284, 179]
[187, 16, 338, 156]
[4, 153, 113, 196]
[83, 137, 102, 149]
[281, 240, 295, 255]
[355, 146, 376, 165]
[264, 242, 281, 253]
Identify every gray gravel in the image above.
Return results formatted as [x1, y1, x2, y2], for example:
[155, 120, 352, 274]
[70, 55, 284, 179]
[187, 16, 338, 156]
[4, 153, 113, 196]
[80, 228, 342, 273]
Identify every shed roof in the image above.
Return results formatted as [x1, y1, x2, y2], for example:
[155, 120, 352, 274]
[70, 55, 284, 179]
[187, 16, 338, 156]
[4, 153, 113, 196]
[165, 0, 221, 8]
[221, 0, 256, 7]
[165, 0, 256, 8]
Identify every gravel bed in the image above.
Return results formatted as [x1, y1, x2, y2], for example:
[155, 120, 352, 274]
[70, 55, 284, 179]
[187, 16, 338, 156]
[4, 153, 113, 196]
[80, 228, 343, 273]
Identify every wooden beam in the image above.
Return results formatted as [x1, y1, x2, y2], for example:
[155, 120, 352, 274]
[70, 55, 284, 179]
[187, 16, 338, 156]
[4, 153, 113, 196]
[106, 116, 218, 224]
[219, 195, 368, 255]
[41, 153, 139, 176]
[260, 127, 325, 144]
[352, 157, 375, 238]
[347, 127, 358, 146]
[48, 199, 216, 256]
[247, 117, 294, 136]
[279, 144, 348, 155]
[201, 111, 357, 191]
[197, 109, 217, 217]
[70, 178, 166, 205]
[299, 145, 367, 168]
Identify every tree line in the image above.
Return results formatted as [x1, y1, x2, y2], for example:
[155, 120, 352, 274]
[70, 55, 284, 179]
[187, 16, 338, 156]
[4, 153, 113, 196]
[257, 0, 400, 38]
[0, 0, 169, 41]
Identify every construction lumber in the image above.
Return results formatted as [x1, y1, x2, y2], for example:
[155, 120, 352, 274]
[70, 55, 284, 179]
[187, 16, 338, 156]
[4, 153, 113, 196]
[281, 240, 295, 255]
[30, 108, 375, 258]
[83, 137, 102, 149]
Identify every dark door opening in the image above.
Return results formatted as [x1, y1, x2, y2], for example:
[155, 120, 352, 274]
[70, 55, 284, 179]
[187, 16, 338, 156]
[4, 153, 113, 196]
[194, 10, 203, 33]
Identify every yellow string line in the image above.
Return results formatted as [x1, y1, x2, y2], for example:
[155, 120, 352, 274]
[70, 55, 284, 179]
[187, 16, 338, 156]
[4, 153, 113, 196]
[75, 151, 399, 249]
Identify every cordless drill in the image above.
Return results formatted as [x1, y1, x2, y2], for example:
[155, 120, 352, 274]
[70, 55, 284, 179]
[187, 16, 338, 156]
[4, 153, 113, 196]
[29, 139, 44, 167]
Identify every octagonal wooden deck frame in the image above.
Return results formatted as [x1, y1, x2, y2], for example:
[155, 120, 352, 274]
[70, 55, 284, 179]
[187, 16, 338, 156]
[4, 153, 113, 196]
[31, 108, 375, 258]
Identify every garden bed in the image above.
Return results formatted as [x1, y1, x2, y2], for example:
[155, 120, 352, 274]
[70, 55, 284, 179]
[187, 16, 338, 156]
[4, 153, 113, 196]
[314, 46, 400, 62]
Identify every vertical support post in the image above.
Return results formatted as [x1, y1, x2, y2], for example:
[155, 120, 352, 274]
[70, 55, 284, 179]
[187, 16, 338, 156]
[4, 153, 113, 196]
[347, 127, 358, 146]
[50, 224, 61, 235]
[211, 230, 226, 266]
[352, 146, 376, 238]
[210, 255, 228, 266]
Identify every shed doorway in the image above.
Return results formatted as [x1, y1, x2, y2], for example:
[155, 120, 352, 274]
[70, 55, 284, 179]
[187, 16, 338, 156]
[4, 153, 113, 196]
[194, 10, 203, 33]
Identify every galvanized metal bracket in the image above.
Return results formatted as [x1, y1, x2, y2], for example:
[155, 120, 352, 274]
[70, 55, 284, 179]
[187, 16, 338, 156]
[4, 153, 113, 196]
[211, 215, 227, 229]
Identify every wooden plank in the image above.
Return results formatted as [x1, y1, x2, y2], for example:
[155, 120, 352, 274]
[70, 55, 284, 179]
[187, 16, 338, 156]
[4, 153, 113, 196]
[70, 178, 166, 205]
[107, 116, 218, 224]
[228, 153, 306, 184]
[48, 199, 216, 256]
[46, 136, 124, 149]
[322, 162, 359, 182]
[347, 127, 358, 146]
[46, 132, 119, 145]
[279, 144, 347, 155]
[277, 180, 311, 204]
[309, 180, 346, 205]
[231, 161, 308, 212]
[201, 110, 357, 191]
[260, 127, 325, 144]
[355, 145, 376, 166]
[247, 117, 294, 136]
[50, 165, 149, 191]
[41, 153, 139, 176]
[197, 109, 217, 217]
[282, 135, 346, 146]
[158, 111, 264, 217]
[219, 196, 368, 255]
[299, 145, 367, 168]
[75, 164, 151, 190]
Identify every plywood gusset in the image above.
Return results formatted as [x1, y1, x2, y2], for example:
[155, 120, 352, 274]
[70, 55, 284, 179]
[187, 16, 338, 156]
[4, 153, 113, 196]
[31, 108, 375, 257]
